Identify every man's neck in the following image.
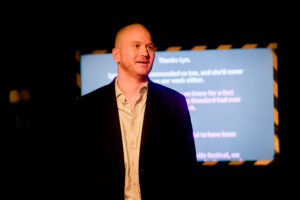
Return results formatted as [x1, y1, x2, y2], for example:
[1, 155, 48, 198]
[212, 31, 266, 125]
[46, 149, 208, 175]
[116, 74, 148, 104]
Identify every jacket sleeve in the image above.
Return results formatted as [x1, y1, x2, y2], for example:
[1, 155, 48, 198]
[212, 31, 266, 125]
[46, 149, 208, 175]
[172, 94, 197, 199]
[176, 94, 197, 165]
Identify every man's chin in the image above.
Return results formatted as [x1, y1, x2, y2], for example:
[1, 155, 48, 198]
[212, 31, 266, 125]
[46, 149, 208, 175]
[136, 68, 151, 77]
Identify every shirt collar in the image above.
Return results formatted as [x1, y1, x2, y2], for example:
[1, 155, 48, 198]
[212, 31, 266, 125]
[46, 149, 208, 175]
[115, 77, 148, 99]
[115, 78, 122, 99]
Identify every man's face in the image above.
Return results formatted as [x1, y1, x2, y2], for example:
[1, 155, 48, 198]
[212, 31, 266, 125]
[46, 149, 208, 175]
[115, 25, 155, 79]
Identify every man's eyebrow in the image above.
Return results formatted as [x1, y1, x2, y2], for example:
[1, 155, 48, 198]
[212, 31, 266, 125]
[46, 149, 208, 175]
[131, 41, 154, 45]
[131, 41, 141, 44]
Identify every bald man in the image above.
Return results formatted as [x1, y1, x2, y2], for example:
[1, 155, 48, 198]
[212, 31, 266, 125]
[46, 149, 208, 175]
[75, 24, 197, 200]
[112, 24, 155, 110]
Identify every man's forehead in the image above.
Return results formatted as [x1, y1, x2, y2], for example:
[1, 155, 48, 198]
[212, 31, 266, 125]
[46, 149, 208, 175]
[125, 26, 151, 38]
[130, 40, 154, 45]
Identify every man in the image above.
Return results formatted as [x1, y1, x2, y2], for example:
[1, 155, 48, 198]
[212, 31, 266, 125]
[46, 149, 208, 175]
[75, 24, 197, 199]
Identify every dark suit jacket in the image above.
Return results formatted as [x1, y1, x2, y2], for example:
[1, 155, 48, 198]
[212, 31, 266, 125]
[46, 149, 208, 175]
[73, 79, 197, 199]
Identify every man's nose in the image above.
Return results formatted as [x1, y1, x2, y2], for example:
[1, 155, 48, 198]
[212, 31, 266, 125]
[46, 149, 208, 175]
[140, 46, 149, 57]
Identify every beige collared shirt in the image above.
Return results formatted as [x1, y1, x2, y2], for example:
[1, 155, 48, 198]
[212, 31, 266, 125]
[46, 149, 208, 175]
[115, 78, 148, 200]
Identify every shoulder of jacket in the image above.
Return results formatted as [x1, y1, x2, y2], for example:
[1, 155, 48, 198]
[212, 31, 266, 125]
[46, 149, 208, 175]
[78, 81, 114, 105]
[149, 80, 185, 100]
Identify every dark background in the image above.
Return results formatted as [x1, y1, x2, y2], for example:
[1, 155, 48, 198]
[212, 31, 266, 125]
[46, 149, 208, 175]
[4, 5, 297, 198]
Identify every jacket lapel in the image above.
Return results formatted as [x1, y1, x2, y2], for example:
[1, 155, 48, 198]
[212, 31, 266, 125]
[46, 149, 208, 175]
[106, 79, 125, 171]
[139, 80, 158, 162]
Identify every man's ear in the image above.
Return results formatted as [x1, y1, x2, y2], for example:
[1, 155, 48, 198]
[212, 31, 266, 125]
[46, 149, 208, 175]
[112, 48, 120, 63]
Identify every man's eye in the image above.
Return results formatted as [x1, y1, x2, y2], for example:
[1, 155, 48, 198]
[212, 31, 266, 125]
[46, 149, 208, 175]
[147, 45, 154, 50]
[134, 44, 140, 48]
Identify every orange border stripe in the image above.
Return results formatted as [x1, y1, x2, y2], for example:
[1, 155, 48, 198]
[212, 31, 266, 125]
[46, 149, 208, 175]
[254, 160, 273, 165]
[92, 49, 108, 54]
[273, 80, 278, 98]
[202, 161, 218, 166]
[76, 72, 81, 88]
[192, 45, 207, 50]
[274, 134, 280, 153]
[228, 161, 245, 165]
[75, 50, 81, 62]
[273, 50, 278, 70]
[242, 43, 258, 48]
[267, 42, 278, 50]
[217, 44, 232, 49]
[166, 46, 182, 51]
[274, 107, 279, 126]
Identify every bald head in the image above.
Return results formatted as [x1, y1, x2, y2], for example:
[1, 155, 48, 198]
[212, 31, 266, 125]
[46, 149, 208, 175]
[114, 23, 152, 48]
[112, 23, 155, 81]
